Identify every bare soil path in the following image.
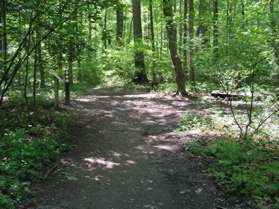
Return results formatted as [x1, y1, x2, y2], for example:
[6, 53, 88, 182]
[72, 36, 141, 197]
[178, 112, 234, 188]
[35, 88, 240, 209]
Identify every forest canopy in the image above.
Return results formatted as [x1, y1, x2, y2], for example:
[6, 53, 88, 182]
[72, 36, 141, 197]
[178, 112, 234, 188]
[0, 0, 278, 103]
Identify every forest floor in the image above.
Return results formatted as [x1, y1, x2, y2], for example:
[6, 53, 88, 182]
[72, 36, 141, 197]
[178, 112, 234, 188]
[35, 88, 249, 209]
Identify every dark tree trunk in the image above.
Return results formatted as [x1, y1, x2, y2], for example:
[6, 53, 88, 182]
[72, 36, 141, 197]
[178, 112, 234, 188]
[116, 3, 124, 44]
[38, 40, 45, 88]
[212, 0, 219, 64]
[0, 0, 7, 73]
[149, 0, 156, 83]
[163, 0, 187, 96]
[241, 0, 246, 28]
[188, 0, 195, 85]
[132, 0, 148, 84]
[103, 10, 108, 49]
[197, 0, 208, 44]
[183, 0, 188, 69]
[225, 0, 233, 54]
[270, 0, 279, 88]
[33, 37, 38, 107]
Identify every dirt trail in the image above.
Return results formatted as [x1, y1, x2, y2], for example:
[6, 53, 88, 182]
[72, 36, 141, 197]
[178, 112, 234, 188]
[35, 88, 239, 209]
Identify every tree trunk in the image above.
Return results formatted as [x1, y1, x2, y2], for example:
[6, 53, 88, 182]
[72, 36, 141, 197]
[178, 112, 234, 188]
[149, 0, 156, 83]
[24, 35, 31, 103]
[38, 40, 45, 88]
[270, 0, 279, 88]
[163, 0, 187, 96]
[241, 0, 245, 28]
[225, 0, 233, 54]
[33, 37, 38, 107]
[132, 0, 148, 83]
[0, 0, 7, 75]
[212, 0, 219, 64]
[197, 0, 208, 44]
[179, 0, 183, 55]
[183, 0, 188, 70]
[116, 2, 124, 45]
[103, 10, 108, 49]
[55, 50, 62, 109]
[188, 0, 195, 85]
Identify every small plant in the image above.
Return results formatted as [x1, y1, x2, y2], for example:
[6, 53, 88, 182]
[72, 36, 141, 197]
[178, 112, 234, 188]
[217, 58, 279, 140]
[179, 112, 213, 131]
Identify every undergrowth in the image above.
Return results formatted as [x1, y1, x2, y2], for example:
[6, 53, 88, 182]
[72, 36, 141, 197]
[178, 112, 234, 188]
[179, 112, 213, 131]
[190, 138, 279, 209]
[0, 99, 75, 209]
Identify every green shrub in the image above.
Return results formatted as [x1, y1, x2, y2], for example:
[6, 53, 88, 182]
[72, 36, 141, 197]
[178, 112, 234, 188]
[190, 138, 279, 209]
[0, 107, 74, 208]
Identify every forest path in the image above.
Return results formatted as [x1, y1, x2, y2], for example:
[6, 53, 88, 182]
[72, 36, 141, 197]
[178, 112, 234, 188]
[35, 88, 221, 209]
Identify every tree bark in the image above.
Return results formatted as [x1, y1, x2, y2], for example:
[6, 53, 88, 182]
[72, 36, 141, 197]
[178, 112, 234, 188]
[270, 0, 279, 88]
[183, 0, 188, 70]
[103, 10, 108, 49]
[188, 0, 195, 85]
[225, 0, 233, 54]
[149, 0, 156, 83]
[212, 0, 219, 64]
[132, 0, 148, 83]
[163, 0, 187, 96]
[0, 0, 7, 75]
[116, 2, 124, 45]
[197, 0, 208, 44]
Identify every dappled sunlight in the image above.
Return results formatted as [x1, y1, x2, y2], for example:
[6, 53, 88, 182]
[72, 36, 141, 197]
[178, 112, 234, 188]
[60, 158, 77, 167]
[153, 144, 183, 153]
[75, 98, 97, 102]
[84, 157, 120, 169]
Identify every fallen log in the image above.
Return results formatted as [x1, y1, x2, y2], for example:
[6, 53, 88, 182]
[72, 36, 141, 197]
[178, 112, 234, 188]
[211, 91, 241, 100]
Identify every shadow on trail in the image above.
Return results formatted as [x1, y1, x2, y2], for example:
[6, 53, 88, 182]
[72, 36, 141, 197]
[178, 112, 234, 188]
[34, 88, 238, 209]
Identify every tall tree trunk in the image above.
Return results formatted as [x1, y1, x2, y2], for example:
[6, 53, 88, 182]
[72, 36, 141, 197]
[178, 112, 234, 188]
[55, 50, 62, 109]
[226, 0, 233, 54]
[76, 11, 82, 82]
[33, 37, 38, 107]
[116, 2, 124, 45]
[163, 0, 187, 96]
[160, 10, 164, 59]
[38, 40, 45, 88]
[149, 0, 156, 83]
[183, 0, 188, 70]
[241, 0, 246, 28]
[0, 0, 7, 75]
[188, 0, 195, 85]
[179, 0, 183, 55]
[24, 35, 31, 103]
[270, 0, 279, 88]
[103, 10, 108, 49]
[197, 0, 208, 44]
[132, 0, 148, 83]
[34, 7, 45, 89]
[212, 0, 219, 64]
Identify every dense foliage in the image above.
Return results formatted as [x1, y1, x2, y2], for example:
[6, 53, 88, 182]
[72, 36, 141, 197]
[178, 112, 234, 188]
[0, 0, 279, 101]
[190, 138, 279, 209]
[0, 102, 74, 208]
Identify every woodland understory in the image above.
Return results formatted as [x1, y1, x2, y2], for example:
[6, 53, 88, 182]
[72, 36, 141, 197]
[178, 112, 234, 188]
[0, 0, 278, 209]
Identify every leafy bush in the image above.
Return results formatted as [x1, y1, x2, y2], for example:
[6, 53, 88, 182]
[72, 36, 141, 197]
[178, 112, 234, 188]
[0, 107, 74, 208]
[190, 138, 279, 209]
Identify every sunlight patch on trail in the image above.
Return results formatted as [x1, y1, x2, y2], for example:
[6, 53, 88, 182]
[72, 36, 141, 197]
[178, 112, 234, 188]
[84, 157, 120, 169]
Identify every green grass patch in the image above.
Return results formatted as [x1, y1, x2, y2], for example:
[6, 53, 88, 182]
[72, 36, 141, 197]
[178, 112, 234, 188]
[190, 138, 279, 209]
